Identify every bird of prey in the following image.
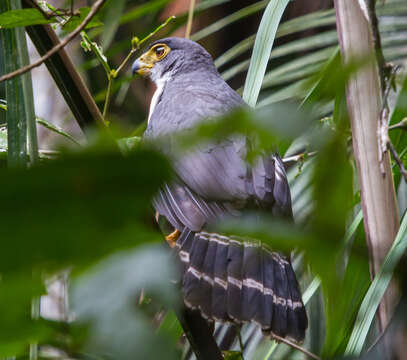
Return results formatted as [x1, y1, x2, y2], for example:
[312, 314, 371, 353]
[132, 37, 307, 342]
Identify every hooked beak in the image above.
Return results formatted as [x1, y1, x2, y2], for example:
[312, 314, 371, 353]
[132, 58, 154, 76]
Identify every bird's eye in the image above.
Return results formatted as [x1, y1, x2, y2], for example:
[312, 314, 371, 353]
[154, 46, 166, 58]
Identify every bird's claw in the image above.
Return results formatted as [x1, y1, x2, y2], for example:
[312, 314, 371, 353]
[165, 229, 181, 248]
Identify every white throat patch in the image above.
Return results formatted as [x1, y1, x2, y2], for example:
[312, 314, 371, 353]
[148, 72, 172, 123]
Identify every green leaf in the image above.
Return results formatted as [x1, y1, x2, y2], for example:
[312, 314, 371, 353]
[0, 8, 55, 28]
[119, 0, 172, 26]
[0, 99, 6, 111]
[62, 7, 103, 33]
[261, 46, 336, 91]
[215, 9, 333, 70]
[157, 309, 184, 343]
[191, 0, 269, 42]
[345, 212, 407, 356]
[299, 48, 341, 108]
[0, 0, 28, 167]
[80, 31, 111, 76]
[0, 273, 50, 357]
[0, 145, 171, 274]
[36, 117, 81, 147]
[220, 30, 338, 80]
[71, 245, 180, 360]
[117, 136, 141, 153]
[16, 10, 39, 164]
[101, 0, 127, 49]
[0, 126, 6, 150]
[223, 350, 244, 360]
[390, 73, 407, 152]
[242, 0, 290, 107]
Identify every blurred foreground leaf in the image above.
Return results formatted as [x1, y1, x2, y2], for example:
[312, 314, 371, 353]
[71, 245, 180, 360]
[173, 104, 313, 161]
[0, 145, 171, 274]
[0, 273, 49, 357]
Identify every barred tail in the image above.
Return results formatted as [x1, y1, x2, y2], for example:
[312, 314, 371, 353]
[174, 228, 308, 343]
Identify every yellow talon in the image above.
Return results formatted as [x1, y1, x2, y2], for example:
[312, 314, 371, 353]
[165, 229, 181, 248]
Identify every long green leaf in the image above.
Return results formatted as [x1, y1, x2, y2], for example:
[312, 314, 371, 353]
[215, 2, 405, 72]
[254, 29, 407, 107]
[257, 79, 309, 107]
[191, 0, 268, 42]
[242, 0, 289, 107]
[0, 0, 28, 167]
[345, 212, 407, 356]
[215, 9, 333, 69]
[16, 9, 38, 164]
[101, 0, 127, 49]
[36, 118, 81, 147]
[221, 30, 338, 81]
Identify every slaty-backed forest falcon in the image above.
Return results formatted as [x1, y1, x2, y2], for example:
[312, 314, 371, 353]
[132, 37, 308, 342]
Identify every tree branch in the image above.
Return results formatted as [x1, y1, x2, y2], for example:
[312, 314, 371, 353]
[0, 0, 105, 83]
[21, 0, 106, 131]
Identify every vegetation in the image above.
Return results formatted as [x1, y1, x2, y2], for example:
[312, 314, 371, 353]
[0, 0, 406, 359]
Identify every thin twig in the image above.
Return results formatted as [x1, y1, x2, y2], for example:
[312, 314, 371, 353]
[389, 118, 407, 131]
[389, 142, 407, 182]
[0, 0, 105, 83]
[271, 334, 321, 360]
[282, 151, 317, 164]
[137, 15, 176, 49]
[115, 16, 176, 77]
[115, 50, 136, 75]
[368, 0, 387, 93]
[103, 76, 113, 120]
[377, 65, 400, 176]
[185, 0, 196, 39]
[100, 15, 175, 120]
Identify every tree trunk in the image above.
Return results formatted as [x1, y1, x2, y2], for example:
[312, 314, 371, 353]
[334, 0, 399, 331]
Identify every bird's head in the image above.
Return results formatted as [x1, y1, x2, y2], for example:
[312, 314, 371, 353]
[132, 37, 216, 83]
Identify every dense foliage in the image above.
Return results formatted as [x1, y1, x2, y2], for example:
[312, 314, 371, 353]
[0, 0, 406, 359]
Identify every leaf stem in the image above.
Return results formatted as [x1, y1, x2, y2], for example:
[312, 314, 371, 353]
[103, 75, 113, 121]
[100, 15, 175, 121]
[185, 0, 196, 39]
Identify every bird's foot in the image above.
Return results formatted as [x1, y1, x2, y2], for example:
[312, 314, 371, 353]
[165, 229, 180, 248]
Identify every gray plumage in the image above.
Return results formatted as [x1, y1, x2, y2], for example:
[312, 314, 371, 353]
[133, 37, 307, 342]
